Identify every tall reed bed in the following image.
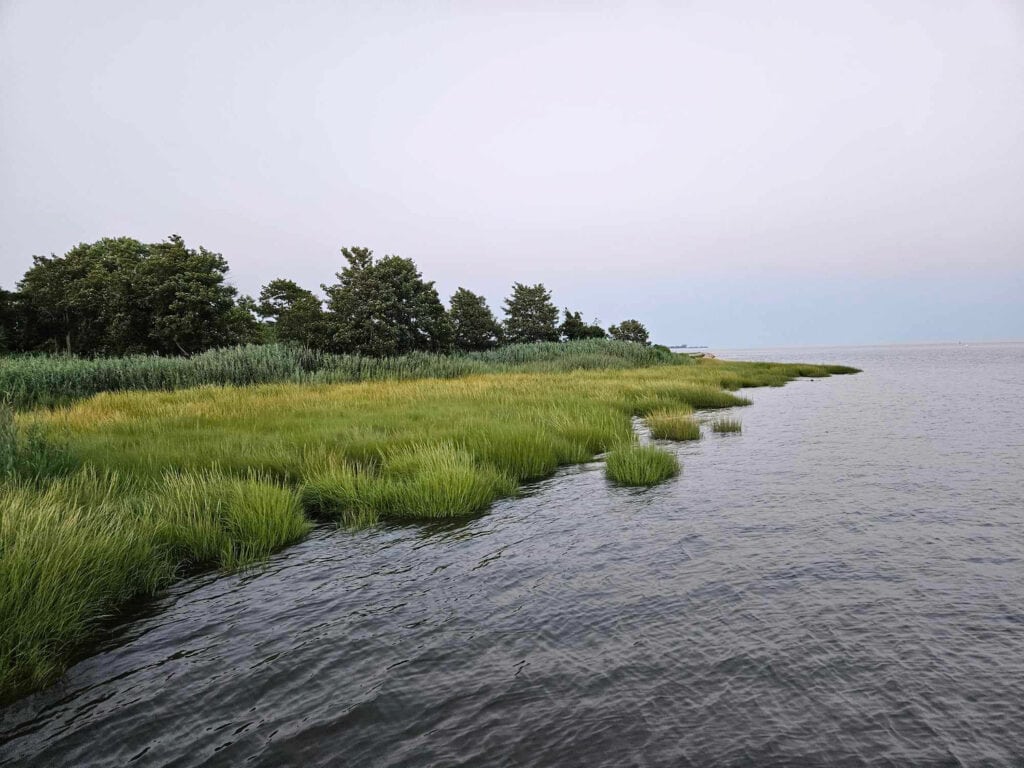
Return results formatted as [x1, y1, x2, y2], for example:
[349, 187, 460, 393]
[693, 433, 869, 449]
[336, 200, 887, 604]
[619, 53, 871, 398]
[1, 358, 857, 701]
[0, 339, 690, 410]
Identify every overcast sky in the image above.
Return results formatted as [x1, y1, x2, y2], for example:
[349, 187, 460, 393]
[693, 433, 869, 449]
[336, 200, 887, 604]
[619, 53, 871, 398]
[1, 0, 1021, 347]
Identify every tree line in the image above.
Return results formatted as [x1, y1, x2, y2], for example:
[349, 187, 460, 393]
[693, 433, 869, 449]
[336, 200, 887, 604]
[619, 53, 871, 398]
[0, 235, 651, 357]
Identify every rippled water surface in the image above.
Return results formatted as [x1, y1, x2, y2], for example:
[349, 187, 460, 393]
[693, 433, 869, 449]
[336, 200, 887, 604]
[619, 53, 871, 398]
[3, 343, 1024, 767]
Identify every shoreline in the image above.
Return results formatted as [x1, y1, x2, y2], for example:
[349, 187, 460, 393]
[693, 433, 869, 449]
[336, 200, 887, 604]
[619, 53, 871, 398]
[1, 359, 858, 704]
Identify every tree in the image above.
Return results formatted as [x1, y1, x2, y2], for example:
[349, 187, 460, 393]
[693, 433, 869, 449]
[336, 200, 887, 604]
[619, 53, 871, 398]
[559, 309, 606, 341]
[0, 288, 18, 352]
[257, 279, 327, 347]
[16, 235, 256, 355]
[135, 235, 251, 354]
[502, 282, 559, 344]
[608, 319, 650, 345]
[16, 237, 150, 355]
[322, 247, 452, 357]
[449, 288, 502, 351]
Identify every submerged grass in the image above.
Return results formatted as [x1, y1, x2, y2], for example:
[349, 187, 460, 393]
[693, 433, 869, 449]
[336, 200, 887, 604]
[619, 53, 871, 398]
[0, 356, 857, 702]
[605, 444, 680, 486]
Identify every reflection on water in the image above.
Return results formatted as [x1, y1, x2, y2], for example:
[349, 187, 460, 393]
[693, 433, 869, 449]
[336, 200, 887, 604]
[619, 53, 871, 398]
[2, 343, 1023, 767]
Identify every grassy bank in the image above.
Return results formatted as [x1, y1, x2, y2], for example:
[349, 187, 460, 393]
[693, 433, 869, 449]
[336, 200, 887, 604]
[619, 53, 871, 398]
[0, 339, 687, 410]
[0, 358, 858, 702]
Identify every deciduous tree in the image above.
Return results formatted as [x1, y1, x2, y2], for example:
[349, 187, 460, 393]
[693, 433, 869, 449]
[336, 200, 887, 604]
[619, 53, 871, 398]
[502, 283, 559, 343]
[258, 279, 327, 347]
[608, 319, 650, 345]
[323, 247, 452, 356]
[559, 309, 606, 341]
[449, 288, 502, 351]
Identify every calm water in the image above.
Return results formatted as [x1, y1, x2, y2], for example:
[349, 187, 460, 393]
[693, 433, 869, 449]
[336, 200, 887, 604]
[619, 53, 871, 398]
[3, 343, 1023, 767]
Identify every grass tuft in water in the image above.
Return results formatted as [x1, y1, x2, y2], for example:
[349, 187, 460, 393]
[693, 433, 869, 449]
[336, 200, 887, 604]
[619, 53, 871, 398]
[605, 444, 680, 487]
[646, 408, 701, 441]
[711, 417, 743, 433]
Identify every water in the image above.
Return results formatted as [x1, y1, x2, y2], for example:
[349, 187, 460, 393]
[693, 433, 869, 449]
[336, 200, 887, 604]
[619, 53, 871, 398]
[3, 342, 1023, 767]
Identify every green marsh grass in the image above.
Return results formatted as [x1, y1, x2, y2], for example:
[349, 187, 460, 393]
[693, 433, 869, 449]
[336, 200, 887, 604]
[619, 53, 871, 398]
[605, 444, 680, 486]
[0, 468, 308, 701]
[646, 408, 701, 441]
[1, 355, 858, 702]
[711, 416, 743, 433]
[0, 339, 690, 410]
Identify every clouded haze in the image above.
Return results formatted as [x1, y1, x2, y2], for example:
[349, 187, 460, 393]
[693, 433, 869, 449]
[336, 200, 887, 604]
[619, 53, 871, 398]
[2, 0, 1021, 346]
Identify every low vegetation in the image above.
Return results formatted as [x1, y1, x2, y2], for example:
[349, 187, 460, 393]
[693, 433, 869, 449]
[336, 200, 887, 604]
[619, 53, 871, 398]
[0, 357, 858, 702]
[0, 338, 686, 410]
[646, 407, 701, 441]
[605, 444, 680, 486]
[711, 416, 743, 433]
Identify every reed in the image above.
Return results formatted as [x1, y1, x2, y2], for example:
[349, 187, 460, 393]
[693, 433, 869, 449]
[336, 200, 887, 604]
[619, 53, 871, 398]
[605, 444, 680, 486]
[0, 339, 691, 410]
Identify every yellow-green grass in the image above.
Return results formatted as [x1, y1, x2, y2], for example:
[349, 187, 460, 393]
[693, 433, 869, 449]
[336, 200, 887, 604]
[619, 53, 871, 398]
[646, 407, 701, 441]
[711, 416, 743, 433]
[1, 358, 856, 702]
[0, 468, 309, 702]
[605, 444, 680, 486]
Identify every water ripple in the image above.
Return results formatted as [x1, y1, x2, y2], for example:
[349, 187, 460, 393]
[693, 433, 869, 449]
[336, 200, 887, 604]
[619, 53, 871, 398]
[2, 343, 1024, 766]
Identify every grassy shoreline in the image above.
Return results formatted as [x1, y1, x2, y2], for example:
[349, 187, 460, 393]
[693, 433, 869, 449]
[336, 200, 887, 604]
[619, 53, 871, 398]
[0, 356, 858, 703]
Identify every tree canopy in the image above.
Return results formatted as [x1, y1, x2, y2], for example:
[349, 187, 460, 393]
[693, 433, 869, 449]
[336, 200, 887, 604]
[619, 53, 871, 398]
[502, 283, 560, 344]
[322, 247, 452, 356]
[449, 288, 502, 351]
[559, 309, 606, 341]
[14, 235, 254, 355]
[608, 319, 650, 345]
[257, 278, 326, 347]
[1, 236, 659, 358]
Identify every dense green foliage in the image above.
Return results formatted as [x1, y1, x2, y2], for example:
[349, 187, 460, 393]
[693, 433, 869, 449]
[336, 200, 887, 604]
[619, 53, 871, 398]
[322, 247, 453, 356]
[560, 309, 606, 341]
[2, 235, 667, 360]
[502, 282, 560, 343]
[12, 236, 258, 356]
[0, 339, 687, 411]
[608, 318, 651, 345]
[256, 278, 327, 347]
[449, 288, 503, 351]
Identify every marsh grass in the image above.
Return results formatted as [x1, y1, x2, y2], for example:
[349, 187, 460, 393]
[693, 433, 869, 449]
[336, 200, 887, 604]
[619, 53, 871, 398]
[1, 339, 691, 410]
[1, 355, 857, 702]
[711, 416, 743, 433]
[646, 408, 701, 441]
[0, 468, 308, 701]
[605, 444, 680, 486]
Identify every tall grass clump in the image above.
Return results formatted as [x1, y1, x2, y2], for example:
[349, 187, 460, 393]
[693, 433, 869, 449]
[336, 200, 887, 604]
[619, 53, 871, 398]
[605, 444, 680, 487]
[0, 401, 75, 481]
[646, 408, 701, 441]
[301, 446, 514, 525]
[711, 416, 743, 433]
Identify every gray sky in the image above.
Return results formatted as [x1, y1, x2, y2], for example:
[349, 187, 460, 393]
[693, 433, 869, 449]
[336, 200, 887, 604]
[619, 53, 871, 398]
[2, 0, 1022, 347]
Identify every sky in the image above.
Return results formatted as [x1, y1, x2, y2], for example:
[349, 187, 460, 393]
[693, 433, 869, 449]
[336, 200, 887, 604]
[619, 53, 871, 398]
[1, 0, 1022, 348]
